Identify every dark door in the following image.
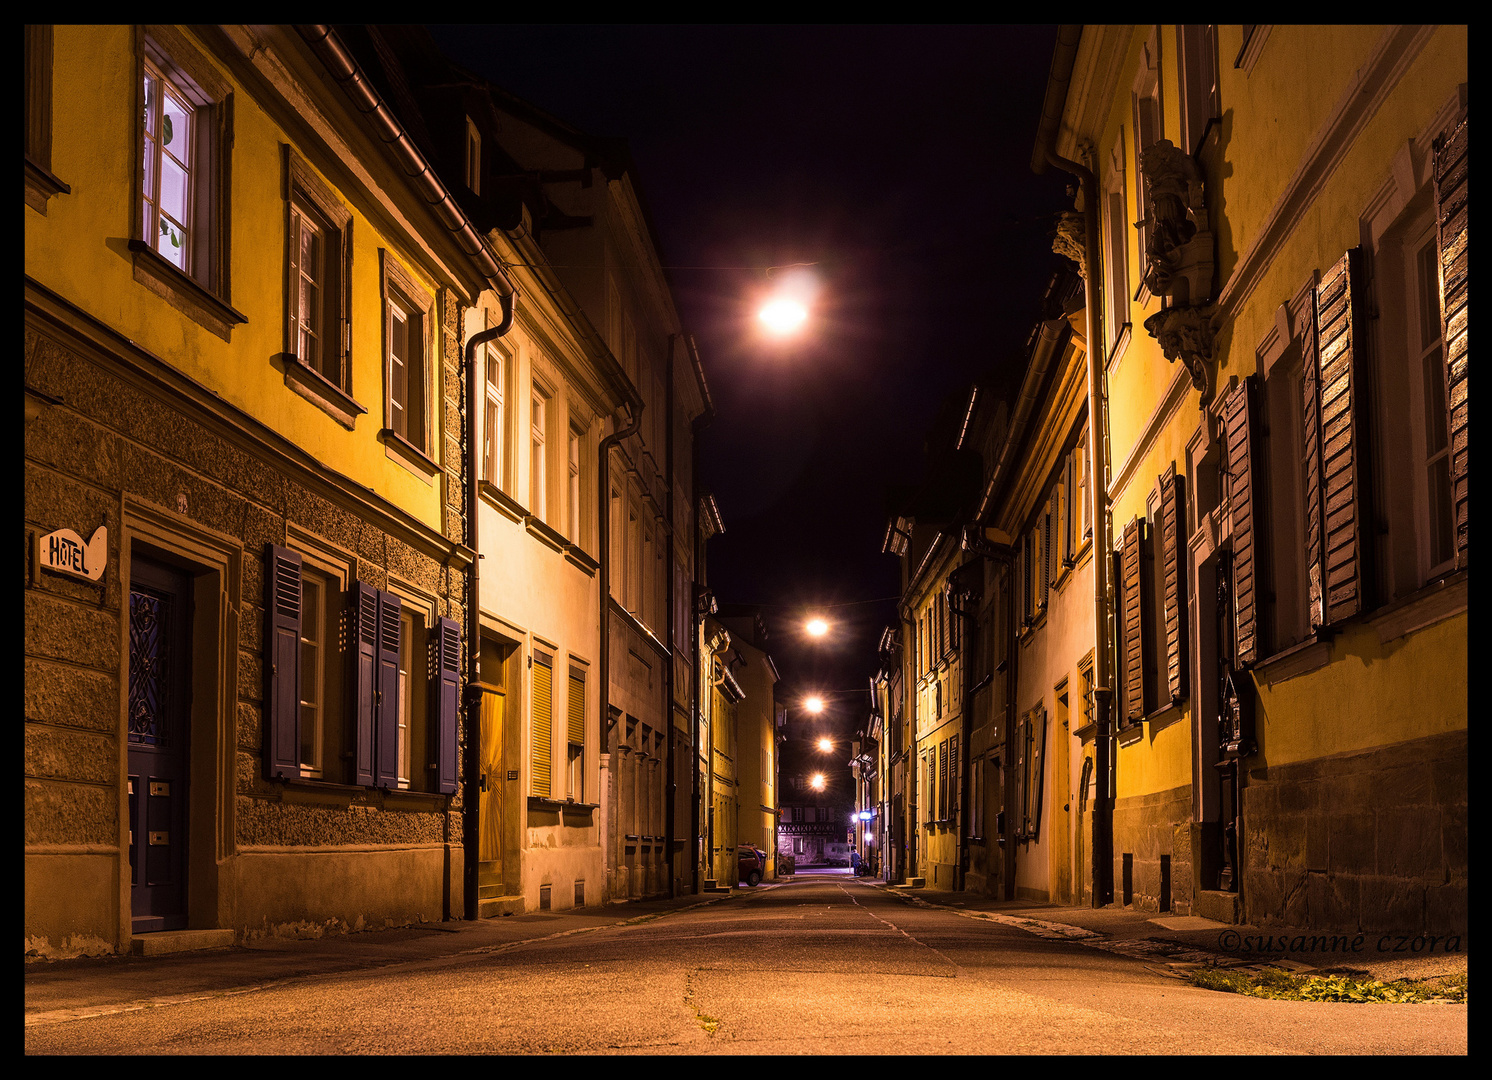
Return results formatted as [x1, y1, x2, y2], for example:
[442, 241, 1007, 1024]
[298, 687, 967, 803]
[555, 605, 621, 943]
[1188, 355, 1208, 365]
[127, 555, 193, 933]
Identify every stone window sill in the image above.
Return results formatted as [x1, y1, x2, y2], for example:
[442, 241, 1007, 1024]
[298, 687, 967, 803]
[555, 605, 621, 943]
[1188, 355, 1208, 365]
[281, 355, 365, 430]
[129, 240, 245, 343]
[380, 428, 440, 482]
[25, 155, 70, 214]
[1365, 570, 1467, 644]
[480, 480, 527, 524]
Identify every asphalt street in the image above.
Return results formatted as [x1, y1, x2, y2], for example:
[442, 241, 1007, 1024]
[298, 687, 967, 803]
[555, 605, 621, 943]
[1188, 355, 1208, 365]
[25, 875, 1468, 1055]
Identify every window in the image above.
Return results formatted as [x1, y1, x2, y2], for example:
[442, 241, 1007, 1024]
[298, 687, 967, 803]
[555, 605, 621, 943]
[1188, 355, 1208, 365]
[1177, 25, 1220, 157]
[1103, 131, 1131, 362]
[1131, 27, 1163, 301]
[380, 252, 436, 463]
[282, 150, 354, 419]
[568, 423, 583, 543]
[264, 543, 460, 792]
[532, 651, 554, 798]
[567, 666, 586, 801]
[133, 28, 238, 339]
[530, 387, 549, 519]
[464, 116, 481, 195]
[26, 25, 69, 213]
[484, 341, 508, 488]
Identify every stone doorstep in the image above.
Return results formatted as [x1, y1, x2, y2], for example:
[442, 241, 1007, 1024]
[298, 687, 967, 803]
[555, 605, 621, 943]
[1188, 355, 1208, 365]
[903, 878, 926, 888]
[131, 929, 235, 957]
[479, 895, 525, 919]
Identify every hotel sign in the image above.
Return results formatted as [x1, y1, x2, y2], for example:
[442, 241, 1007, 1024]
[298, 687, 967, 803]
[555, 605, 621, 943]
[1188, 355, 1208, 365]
[38, 525, 107, 582]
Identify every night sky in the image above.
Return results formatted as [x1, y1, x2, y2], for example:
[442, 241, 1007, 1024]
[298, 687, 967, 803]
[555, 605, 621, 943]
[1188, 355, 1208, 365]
[427, 25, 1070, 744]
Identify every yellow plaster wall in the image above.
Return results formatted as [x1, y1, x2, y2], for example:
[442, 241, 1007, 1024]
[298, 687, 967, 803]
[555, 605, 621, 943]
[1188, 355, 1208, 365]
[27, 25, 449, 530]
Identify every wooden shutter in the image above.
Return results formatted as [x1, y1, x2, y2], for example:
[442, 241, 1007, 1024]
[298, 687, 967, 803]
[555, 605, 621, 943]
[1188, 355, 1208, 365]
[949, 733, 960, 817]
[1313, 248, 1370, 625]
[1159, 463, 1188, 700]
[374, 591, 402, 789]
[266, 545, 302, 779]
[567, 667, 586, 747]
[1029, 706, 1047, 840]
[1120, 517, 1145, 726]
[350, 580, 378, 786]
[1224, 377, 1262, 665]
[1301, 295, 1326, 628]
[1039, 504, 1052, 611]
[1435, 110, 1468, 567]
[938, 738, 949, 820]
[432, 616, 461, 796]
[531, 652, 553, 797]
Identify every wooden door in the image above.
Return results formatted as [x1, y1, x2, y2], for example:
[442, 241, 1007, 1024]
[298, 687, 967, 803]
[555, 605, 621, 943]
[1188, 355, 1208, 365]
[478, 687, 504, 877]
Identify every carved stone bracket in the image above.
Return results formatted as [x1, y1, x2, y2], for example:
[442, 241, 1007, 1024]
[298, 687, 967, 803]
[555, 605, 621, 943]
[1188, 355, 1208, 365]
[1145, 305, 1217, 402]
[1052, 210, 1087, 279]
[1137, 139, 1213, 305]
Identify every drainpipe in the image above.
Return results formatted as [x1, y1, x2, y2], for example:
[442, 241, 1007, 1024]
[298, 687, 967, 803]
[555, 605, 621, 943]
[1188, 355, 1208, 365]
[664, 333, 678, 897]
[1033, 24, 1114, 907]
[687, 336, 714, 892]
[598, 397, 642, 900]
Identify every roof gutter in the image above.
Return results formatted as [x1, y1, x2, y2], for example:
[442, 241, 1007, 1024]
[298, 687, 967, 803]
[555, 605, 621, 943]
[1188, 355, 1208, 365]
[1032, 23, 1114, 908]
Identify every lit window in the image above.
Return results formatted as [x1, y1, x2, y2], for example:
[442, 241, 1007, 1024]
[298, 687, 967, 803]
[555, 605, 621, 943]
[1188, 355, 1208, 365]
[531, 389, 548, 518]
[484, 344, 507, 487]
[142, 58, 195, 273]
[568, 424, 583, 543]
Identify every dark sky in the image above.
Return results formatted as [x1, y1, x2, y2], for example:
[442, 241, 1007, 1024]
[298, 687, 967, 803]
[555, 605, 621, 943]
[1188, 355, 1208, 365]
[427, 25, 1069, 738]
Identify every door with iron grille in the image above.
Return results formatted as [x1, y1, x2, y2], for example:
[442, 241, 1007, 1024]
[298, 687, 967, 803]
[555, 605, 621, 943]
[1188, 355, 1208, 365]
[127, 556, 192, 933]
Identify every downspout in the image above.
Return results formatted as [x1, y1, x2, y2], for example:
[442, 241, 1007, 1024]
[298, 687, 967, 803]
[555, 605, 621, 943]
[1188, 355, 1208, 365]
[1033, 24, 1114, 907]
[664, 333, 678, 897]
[296, 25, 521, 923]
[598, 396, 643, 900]
[688, 335, 714, 892]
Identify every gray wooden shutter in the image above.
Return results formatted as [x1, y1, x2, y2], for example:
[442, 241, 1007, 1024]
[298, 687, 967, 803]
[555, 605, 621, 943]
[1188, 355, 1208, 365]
[1313, 248, 1370, 625]
[1030, 706, 1047, 840]
[266, 545, 302, 779]
[1120, 517, 1145, 726]
[1224, 377, 1262, 665]
[1435, 110, 1468, 568]
[432, 616, 461, 796]
[939, 738, 949, 821]
[375, 590, 402, 789]
[1159, 463, 1188, 700]
[351, 581, 378, 786]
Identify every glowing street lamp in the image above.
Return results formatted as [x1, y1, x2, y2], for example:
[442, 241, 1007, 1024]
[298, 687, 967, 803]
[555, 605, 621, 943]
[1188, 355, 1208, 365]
[810, 773, 826, 792]
[758, 298, 807, 335]
[804, 696, 825, 714]
[805, 617, 829, 638]
[816, 737, 833, 753]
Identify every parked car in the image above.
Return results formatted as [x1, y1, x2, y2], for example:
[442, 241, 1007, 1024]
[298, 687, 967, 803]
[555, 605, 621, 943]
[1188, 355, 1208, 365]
[738, 845, 768, 886]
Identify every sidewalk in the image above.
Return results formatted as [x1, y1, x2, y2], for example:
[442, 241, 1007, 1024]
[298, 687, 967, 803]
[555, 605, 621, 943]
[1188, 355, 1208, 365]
[25, 892, 729, 1026]
[876, 881, 1468, 984]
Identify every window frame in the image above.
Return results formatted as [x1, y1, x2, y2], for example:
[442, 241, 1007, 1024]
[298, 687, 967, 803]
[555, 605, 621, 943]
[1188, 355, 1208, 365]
[26, 24, 71, 213]
[483, 338, 511, 491]
[1130, 27, 1164, 306]
[379, 250, 438, 472]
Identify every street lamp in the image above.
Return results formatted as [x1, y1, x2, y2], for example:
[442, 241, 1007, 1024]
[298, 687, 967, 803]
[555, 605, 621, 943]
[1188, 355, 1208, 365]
[804, 696, 825, 714]
[758, 298, 807, 335]
[805, 617, 829, 638]
[810, 773, 826, 792]
[816, 737, 834, 753]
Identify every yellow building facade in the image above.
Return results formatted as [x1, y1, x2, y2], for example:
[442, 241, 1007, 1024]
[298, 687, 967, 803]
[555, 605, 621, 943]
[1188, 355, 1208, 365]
[25, 25, 505, 954]
[1041, 24, 1466, 928]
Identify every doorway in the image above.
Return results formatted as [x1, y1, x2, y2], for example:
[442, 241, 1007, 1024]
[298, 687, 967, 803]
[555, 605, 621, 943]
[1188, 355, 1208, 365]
[127, 555, 193, 933]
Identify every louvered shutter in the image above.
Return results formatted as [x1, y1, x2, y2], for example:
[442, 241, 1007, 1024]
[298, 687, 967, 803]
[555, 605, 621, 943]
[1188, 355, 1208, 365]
[1159, 464, 1188, 700]
[350, 581, 378, 786]
[374, 591, 403, 789]
[432, 616, 461, 796]
[266, 545, 302, 779]
[1314, 248, 1370, 625]
[567, 668, 586, 747]
[1030, 706, 1047, 840]
[1039, 506, 1051, 611]
[1120, 518, 1146, 726]
[531, 652, 553, 797]
[939, 738, 949, 821]
[1301, 296, 1326, 628]
[950, 733, 960, 816]
[1224, 377, 1262, 665]
[1435, 110, 1468, 567]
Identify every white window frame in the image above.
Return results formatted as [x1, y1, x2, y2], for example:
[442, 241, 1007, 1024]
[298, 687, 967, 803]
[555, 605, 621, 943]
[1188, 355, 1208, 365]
[530, 384, 550, 520]
[484, 341, 508, 489]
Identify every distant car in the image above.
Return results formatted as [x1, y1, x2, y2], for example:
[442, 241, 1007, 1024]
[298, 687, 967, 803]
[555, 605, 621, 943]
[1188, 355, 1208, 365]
[738, 845, 768, 886]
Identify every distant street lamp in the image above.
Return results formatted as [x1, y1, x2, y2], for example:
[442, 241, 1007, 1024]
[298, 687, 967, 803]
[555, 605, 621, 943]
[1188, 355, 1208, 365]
[805, 617, 829, 638]
[810, 773, 826, 792]
[804, 696, 825, 714]
[758, 298, 807, 335]
[816, 737, 833, 753]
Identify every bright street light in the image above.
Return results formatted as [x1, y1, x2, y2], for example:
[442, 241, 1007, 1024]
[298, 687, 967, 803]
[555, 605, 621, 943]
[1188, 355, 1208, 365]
[810, 773, 826, 792]
[816, 737, 833, 753]
[758, 298, 807, 335]
[805, 617, 829, 638]
[804, 696, 824, 714]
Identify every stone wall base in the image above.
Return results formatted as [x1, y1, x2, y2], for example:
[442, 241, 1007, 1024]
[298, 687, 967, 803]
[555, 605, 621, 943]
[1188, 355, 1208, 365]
[1113, 784, 1194, 916]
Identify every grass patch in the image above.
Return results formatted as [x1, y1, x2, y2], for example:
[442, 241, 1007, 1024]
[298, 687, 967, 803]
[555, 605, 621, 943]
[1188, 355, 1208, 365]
[1189, 966, 1467, 1003]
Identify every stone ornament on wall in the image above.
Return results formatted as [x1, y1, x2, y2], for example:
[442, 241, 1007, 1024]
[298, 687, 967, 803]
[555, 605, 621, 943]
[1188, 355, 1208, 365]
[1144, 306, 1217, 399]
[1052, 210, 1087, 280]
